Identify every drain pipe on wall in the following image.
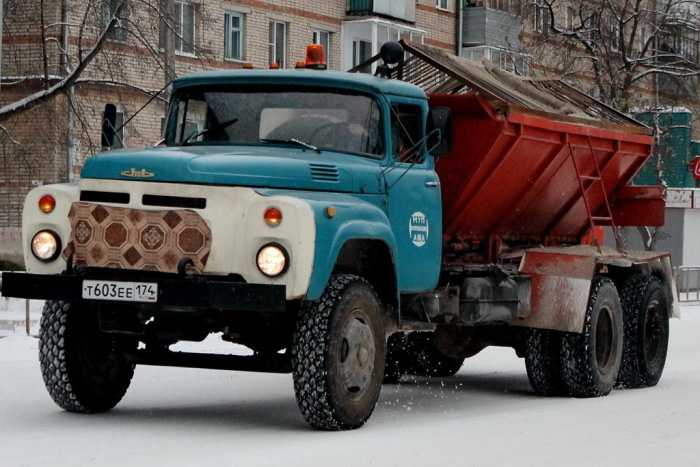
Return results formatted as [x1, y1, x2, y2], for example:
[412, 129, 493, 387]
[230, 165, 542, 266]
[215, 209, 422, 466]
[457, 0, 463, 57]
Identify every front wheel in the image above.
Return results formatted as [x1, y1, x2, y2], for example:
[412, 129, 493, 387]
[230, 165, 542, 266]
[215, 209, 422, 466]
[562, 276, 623, 397]
[39, 300, 137, 413]
[292, 275, 386, 430]
[616, 275, 670, 389]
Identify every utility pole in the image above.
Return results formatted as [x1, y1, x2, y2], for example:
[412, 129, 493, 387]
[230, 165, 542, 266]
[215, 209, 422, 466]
[161, 0, 176, 98]
[61, 0, 75, 183]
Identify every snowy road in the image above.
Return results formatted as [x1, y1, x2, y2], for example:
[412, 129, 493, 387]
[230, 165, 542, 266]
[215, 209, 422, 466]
[1, 304, 699, 466]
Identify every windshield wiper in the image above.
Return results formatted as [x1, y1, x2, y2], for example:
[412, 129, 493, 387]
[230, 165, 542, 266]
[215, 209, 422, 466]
[261, 138, 321, 154]
[182, 118, 239, 146]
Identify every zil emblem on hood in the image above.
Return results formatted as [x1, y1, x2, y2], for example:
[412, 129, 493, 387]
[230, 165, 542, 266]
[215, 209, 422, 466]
[121, 168, 155, 178]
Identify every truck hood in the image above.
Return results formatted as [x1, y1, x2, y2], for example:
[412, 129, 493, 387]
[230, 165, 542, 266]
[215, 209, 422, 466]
[81, 146, 385, 194]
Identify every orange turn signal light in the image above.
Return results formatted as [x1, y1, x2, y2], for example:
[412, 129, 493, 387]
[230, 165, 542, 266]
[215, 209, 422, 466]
[264, 207, 283, 227]
[38, 195, 56, 213]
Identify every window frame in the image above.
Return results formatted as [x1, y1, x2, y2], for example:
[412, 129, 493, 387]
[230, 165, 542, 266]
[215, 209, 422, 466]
[224, 10, 244, 61]
[174, 1, 196, 56]
[312, 29, 330, 66]
[269, 20, 287, 68]
[102, 0, 127, 42]
[436, 0, 449, 12]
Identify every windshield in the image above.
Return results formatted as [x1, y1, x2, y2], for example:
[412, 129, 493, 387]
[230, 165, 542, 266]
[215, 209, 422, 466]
[164, 85, 384, 157]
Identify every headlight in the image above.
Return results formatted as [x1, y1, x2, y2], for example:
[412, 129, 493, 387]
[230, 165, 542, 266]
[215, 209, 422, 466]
[256, 243, 288, 277]
[31, 230, 61, 262]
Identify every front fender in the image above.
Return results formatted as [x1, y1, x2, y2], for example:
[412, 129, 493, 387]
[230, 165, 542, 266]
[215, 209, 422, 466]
[263, 191, 397, 300]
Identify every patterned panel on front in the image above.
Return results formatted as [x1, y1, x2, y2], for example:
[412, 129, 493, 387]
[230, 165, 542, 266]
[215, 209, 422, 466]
[62, 202, 211, 273]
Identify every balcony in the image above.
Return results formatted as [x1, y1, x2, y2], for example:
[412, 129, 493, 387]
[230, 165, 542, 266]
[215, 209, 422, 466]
[462, 6, 522, 51]
[347, 0, 415, 23]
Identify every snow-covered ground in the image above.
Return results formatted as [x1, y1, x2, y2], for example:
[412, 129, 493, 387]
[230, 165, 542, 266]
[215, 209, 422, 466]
[1, 296, 699, 466]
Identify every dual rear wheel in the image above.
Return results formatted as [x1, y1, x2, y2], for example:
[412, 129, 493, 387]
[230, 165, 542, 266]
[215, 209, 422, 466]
[525, 274, 669, 397]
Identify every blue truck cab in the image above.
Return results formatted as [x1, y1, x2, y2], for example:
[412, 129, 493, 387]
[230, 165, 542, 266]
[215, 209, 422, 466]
[1, 59, 452, 430]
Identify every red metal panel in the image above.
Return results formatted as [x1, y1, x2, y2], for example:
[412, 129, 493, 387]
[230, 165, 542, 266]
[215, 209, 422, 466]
[430, 94, 660, 250]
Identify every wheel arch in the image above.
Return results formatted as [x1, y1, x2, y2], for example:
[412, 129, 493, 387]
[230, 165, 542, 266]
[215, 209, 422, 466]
[605, 254, 680, 319]
[517, 247, 679, 334]
[306, 205, 399, 308]
[332, 238, 398, 311]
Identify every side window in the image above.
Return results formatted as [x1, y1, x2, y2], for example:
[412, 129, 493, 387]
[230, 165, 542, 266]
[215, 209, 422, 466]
[391, 104, 423, 163]
[173, 96, 207, 144]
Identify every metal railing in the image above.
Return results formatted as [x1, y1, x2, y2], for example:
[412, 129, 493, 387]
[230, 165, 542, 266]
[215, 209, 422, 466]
[677, 266, 700, 302]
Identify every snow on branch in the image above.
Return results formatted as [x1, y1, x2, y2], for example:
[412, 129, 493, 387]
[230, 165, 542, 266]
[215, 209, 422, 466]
[0, 4, 123, 124]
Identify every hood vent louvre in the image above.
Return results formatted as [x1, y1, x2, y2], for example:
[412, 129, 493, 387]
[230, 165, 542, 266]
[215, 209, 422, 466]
[309, 163, 340, 182]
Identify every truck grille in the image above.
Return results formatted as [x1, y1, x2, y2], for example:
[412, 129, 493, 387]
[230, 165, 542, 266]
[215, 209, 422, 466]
[62, 202, 212, 273]
[80, 191, 206, 209]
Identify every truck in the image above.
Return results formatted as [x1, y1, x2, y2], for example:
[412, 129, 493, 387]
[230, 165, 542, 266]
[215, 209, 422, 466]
[1, 41, 678, 431]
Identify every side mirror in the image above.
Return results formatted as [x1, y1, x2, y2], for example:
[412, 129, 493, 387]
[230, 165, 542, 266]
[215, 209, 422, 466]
[427, 107, 453, 157]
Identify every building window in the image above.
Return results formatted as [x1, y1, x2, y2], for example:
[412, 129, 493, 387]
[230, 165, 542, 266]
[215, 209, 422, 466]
[174, 1, 196, 55]
[533, 0, 549, 34]
[102, 104, 124, 149]
[436, 0, 449, 11]
[352, 39, 373, 73]
[565, 6, 575, 31]
[313, 30, 330, 65]
[102, 0, 126, 41]
[610, 20, 620, 52]
[224, 11, 244, 60]
[269, 21, 286, 67]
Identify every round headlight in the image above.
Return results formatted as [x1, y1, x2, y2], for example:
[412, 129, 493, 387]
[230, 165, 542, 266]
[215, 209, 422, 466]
[256, 244, 288, 277]
[31, 230, 61, 262]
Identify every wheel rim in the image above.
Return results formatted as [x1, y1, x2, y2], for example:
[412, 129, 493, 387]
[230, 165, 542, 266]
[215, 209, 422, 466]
[337, 309, 376, 401]
[643, 296, 666, 366]
[595, 306, 615, 374]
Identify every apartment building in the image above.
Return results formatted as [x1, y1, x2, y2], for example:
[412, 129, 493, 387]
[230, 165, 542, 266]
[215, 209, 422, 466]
[0, 0, 697, 265]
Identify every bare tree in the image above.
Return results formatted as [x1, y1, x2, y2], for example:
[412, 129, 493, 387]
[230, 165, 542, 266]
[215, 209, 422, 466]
[0, 0, 214, 176]
[523, 0, 700, 113]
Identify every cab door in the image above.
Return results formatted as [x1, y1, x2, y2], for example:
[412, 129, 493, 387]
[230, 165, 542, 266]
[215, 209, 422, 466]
[383, 102, 442, 293]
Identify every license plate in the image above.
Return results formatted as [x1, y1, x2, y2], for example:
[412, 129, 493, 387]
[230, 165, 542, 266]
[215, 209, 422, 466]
[82, 280, 158, 303]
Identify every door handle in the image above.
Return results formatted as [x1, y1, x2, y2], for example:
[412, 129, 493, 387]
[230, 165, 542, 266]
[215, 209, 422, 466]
[425, 181, 440, 187]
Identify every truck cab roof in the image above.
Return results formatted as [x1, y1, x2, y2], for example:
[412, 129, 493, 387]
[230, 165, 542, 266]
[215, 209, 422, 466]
[171, 68, 428, 101]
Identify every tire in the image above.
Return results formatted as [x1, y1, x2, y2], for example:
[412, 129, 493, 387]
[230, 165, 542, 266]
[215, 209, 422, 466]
[292, 275, 386, 430]
[39, 300, 136, 413]
[562, 276, 623, 397]
[616, 275, 670, 389]
[525, 328, 567, 396]
[406, 332, 464, 377]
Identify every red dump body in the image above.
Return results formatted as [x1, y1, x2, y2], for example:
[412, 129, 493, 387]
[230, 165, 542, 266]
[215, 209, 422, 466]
[432, 94, 664, 249]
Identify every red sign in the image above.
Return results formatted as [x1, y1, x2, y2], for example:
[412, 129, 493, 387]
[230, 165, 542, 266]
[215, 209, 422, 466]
[693, 157, 700, 180]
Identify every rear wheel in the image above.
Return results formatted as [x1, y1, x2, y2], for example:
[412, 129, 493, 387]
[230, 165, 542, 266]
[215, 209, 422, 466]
[39, 300, 136, 413]
[525, 328, 567, 396]
[292, 275, 386, 430]
[562, 276, 623, 397]
[616, 275, 670, 389]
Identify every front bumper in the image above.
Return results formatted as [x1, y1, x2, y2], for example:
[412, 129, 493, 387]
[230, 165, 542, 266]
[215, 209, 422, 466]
[1, 270, 286, 313]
